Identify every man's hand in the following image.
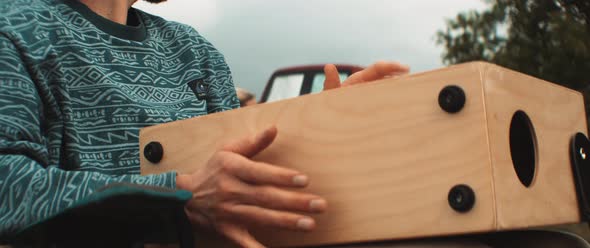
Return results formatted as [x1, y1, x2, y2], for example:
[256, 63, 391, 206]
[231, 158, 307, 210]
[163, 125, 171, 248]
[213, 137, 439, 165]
[323, 61, 410, 90]
[176, 126, 327, 248]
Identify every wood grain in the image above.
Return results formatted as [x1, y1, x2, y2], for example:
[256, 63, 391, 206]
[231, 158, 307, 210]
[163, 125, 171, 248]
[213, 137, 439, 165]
[482, 63, 586, 229]
[139, 62, 585, 247]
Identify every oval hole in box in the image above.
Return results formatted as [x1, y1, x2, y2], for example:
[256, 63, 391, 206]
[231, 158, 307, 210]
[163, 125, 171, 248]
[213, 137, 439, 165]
[509, 110, 538, 187]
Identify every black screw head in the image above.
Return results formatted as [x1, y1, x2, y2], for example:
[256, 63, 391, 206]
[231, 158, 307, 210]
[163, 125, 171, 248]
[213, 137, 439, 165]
[144, 141, 164, 164]
[448, 184, 476, 213]
[439, 85, 466, 113]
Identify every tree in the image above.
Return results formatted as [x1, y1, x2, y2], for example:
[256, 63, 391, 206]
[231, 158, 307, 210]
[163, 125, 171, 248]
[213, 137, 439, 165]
[437, 0, 590, 116]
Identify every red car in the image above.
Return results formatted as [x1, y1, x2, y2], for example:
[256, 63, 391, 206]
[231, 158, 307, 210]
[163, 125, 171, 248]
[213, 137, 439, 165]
[259, 64, 364, 103]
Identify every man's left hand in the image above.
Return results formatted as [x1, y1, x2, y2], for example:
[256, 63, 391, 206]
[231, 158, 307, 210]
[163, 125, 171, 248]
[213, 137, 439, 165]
[323, 61, 410, 90]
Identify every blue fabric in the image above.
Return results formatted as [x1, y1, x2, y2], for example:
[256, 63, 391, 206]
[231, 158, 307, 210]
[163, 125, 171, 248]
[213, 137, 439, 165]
[0, 0, 238, 240]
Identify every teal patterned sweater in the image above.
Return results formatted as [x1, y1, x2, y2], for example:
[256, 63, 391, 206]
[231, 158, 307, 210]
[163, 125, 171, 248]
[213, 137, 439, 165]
[0, 0, 239, 237]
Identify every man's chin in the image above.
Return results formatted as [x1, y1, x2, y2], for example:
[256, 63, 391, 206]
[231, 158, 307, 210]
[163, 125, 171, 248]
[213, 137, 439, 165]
[143, 0, 167, 3]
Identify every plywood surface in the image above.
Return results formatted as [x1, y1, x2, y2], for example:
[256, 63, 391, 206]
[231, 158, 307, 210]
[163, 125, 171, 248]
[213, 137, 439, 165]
[482, 63, 586, 229]
[141, 63, 496, 247]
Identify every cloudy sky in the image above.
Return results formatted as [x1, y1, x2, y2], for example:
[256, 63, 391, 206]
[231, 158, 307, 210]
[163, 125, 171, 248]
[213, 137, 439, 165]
[134, 0, 488, 98]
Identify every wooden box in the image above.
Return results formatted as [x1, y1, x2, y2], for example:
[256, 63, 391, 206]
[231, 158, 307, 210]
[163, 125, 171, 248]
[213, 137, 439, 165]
[140, 62, 588, 247]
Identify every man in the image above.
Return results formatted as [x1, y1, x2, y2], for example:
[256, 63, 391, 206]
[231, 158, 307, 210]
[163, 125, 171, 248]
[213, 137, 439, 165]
[0, 0, 409, 246]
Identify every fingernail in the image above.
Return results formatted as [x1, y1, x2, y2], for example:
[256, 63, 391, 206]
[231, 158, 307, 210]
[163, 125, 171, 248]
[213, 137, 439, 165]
[292, 175, 308, 186]
[309, 199, 327, 212]
[296, 218, 314, 231]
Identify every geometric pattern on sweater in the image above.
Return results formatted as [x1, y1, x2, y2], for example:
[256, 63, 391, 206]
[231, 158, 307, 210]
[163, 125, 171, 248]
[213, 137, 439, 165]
[0, 0, 239, 235]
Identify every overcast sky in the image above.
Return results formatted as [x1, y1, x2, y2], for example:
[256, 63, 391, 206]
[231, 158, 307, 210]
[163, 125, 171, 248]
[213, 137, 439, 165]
[134, 0, 488, 98]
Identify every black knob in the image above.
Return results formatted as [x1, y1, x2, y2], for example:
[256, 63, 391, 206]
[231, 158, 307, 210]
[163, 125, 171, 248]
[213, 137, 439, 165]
[572, 133, 590, 163]
[144, 141, 164, 164]
[570, 133, 590, 221]
[438, 85, 466, 113]
[448, 184, 475, 213]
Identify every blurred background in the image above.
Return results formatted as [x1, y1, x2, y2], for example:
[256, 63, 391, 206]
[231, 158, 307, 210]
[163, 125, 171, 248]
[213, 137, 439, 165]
[134, 0, 486, 98]
[135, 0, 590, 116]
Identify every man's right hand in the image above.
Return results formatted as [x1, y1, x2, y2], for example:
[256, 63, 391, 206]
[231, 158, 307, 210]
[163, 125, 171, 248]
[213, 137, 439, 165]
[176, 126, 327, 248]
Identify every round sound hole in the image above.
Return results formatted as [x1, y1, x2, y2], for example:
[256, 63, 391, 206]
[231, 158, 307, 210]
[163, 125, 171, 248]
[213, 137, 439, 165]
[509, 110, 538, 187]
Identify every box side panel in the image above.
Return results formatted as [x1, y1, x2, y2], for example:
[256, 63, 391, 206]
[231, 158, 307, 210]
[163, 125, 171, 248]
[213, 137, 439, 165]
[483, 64, 585, 230]
[140, 63, 495, 247]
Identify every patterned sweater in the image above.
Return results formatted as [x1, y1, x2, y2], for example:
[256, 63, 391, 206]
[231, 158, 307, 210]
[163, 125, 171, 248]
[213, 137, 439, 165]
[0, 0, 239, 237]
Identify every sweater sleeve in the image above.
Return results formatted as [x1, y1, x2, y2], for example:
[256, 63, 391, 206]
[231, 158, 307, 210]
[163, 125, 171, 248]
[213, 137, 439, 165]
[189, 29, 240, 113]
[0, 34, 180, 237]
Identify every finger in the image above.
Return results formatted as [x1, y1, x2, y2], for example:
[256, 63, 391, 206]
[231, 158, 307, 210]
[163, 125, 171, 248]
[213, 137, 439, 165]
[323, 64, 341, 90]
[243, 185, 327, 213]
[344, 61, 410, 85]
[185, 207, 212, 228]
[223, 126, 278, 158]
[222, 153, 309, 187]
[225, 204, 317, 232]
[218, 223, 266, 248]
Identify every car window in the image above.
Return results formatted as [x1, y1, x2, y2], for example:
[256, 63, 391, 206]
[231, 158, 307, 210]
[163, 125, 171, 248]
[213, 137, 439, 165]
[310, 73, 349, 93]
[266, 73, 305, 102]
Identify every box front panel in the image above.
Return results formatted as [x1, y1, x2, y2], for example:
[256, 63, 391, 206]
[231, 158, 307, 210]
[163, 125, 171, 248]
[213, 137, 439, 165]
[483, 64, 585, 229]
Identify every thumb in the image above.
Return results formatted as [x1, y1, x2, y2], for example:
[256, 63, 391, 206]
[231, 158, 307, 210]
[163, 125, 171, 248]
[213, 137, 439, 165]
[220, 223, 266, 248]
[222, 126, 278, 158]
[323, 64, 341, 90]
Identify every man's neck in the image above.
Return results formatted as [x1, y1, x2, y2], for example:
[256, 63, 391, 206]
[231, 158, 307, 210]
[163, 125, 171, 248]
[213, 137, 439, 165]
[78, 0, 138, 25]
